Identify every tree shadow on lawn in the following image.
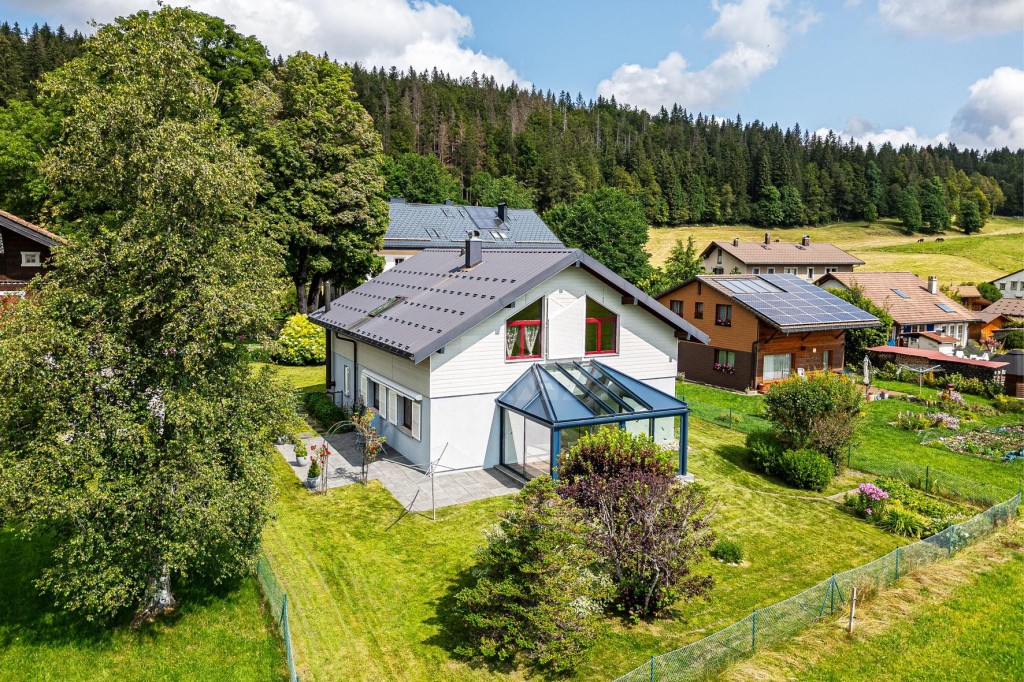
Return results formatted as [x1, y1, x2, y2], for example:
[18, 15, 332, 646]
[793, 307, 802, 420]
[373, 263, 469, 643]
[0, 527, 250, 650]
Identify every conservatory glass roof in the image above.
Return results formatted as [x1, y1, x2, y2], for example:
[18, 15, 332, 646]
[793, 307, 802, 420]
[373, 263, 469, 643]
[496, 360, 690, 427]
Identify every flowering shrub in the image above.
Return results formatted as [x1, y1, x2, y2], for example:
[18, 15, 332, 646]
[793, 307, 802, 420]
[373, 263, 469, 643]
[844, 477, 970, 537]
[271, 313, 326, 365]
[929, 412, 961, 430]
[894, 410, 931, 431]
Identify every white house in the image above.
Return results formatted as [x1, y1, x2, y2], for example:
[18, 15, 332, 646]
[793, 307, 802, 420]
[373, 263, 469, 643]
[309, 237, 708, 480]
[991, 269, 1024, 299]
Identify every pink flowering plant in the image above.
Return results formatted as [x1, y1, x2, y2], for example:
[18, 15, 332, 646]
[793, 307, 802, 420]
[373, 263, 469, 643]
[851, 482, 889, 518]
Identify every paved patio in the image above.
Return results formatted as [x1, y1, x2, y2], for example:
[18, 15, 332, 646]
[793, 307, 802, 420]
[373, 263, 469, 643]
[275, 432, 522, 512]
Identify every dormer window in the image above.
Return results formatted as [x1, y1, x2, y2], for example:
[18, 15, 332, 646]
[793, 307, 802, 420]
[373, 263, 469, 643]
[585, 298, 617, 355]
[506, 298, 543, 360]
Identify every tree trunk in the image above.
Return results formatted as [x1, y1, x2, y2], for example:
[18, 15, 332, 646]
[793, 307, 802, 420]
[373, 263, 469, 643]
[296, 280, 308, 314]
[132, 563, 177, 628]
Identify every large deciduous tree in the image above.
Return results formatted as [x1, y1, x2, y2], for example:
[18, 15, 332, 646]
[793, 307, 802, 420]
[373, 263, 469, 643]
[545, 187, 651, 285]
[242, 52, 388, 312]
[0, 8, 290, 623]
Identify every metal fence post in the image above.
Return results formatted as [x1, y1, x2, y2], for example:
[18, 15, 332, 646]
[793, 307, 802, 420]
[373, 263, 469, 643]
[751, 610, 758, 649]
[829, 575, 836, 614]
[894, 547, 900, 581]
[649, 656, 655, 682]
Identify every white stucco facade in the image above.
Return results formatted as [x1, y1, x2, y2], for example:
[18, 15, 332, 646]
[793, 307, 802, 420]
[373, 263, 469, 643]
[329, 266, 680, 473]
[992, 269, 1024, 299]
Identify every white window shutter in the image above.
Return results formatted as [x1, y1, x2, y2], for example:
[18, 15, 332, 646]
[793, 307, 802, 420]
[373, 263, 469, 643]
[344, 366, 351, 396]
[379, 387, 388, 419]
[360, 373, 368, 404]
[388, 390, 398, 425]
[411, 401, 421, 440]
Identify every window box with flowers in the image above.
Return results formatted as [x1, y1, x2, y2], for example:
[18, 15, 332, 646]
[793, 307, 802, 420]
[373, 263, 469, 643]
[713, 350, 737, 374]
[714, 304, 733, 327]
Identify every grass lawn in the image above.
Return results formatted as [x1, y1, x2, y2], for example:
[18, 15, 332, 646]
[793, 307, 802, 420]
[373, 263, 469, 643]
[261, 413, 903, 681]
[679, 380, 1024, 498]
[254, 362, 326, 393]
[0, 529, 287, 681]
[646, 216, 1024, 284]
[717, 524, 1024, 681]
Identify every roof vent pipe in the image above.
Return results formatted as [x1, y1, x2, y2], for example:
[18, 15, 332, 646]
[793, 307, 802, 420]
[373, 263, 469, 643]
[465, 230, 483, 268]
[497, 202, 507, 224]
[802, 235, 810, 246]
[732, 237, 739, 246]
[324, 281, 332, 312]
[444, 198, 454, 206]
[764, 232, 770, 245]
[927, 275, 938, 295]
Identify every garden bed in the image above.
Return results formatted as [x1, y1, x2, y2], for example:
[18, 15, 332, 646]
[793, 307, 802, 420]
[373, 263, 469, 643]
[924, 425, 1024, 462]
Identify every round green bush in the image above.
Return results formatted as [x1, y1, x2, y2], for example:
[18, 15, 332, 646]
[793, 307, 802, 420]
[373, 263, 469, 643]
[745, 429, 783, 475]
[710, 539, 743, 564]
[778, 448, 833, 492]
[272, 313, 326, 366]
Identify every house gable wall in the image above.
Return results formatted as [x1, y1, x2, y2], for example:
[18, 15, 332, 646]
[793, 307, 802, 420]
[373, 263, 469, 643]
[0, 227, 51, 281]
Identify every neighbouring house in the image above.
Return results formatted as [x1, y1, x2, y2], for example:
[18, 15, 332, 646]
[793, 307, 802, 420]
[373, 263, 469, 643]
[379, 197, 562, 272]
[992, 350, 1024, 398]
[982, 296, 1024, 320]
[991, 269, 1024, 299]
[969, 311, 1011, 343]
[867, 346, 1008, 387]
[818, 272, 980, 347]
[949, 285, 991, 311]
[656, 274, 879, 391]
[699, 233, 863, 279]
[904, 331, 958, 355]
[309, 238, 709, 480]
[0, 210, 63, 296]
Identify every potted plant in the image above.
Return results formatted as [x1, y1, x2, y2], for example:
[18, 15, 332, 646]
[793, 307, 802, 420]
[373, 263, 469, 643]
[296, 443, 313, 467]
[306, 456, 321, 489]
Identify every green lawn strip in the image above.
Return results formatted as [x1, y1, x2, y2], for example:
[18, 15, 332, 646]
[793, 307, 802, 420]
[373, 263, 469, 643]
[254, 362, 326, 393]
[716, 528, 1024, 682]
[869, 378, 995, 407]
[0, 529, 287, 681]
[863, 232, 1024, 275]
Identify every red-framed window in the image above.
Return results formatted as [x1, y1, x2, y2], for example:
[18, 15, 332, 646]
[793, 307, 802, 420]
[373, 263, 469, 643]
[506, 298, 543, 360]
[585, 298, 618, 355]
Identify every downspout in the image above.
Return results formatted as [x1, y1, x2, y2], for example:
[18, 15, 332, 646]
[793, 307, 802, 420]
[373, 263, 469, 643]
[750, 318, 760, 390]
[679, 411, 689, 476]
[324, 281, 334, 390]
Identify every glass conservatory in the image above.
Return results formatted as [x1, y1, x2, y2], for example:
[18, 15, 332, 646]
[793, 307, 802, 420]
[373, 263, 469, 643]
[496, 360, 691, 479]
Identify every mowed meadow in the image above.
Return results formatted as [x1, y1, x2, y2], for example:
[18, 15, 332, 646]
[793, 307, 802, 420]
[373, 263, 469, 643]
[647, 216, 1024, 284]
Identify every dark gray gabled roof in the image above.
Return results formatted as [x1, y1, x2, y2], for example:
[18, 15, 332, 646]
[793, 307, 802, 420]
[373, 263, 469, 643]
[384, 200, 562, 250]
[310, 248, 708, 364]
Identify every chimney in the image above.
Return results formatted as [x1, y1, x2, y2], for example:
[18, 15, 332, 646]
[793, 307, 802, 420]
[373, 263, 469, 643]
[732, 237, 739, 247]
[497, 202, 507, 224]
[324, 281, 332, 312]
[465, 230, 483, 268]
[927, 275, 938, 295]
[801, 235, 810, 246]
[764, 232, 770, 245]
[389, 196, 406, 204]
[444, 198, 454, 206]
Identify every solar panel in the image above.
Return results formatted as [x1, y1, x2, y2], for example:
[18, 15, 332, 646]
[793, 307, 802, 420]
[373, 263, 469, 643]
[727, 275, 878, 330]
[937, 303, 956, 313]
[892, 288, 910, 299]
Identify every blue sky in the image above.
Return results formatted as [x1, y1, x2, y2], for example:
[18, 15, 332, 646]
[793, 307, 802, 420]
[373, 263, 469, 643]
[3, 0, 1022, 149]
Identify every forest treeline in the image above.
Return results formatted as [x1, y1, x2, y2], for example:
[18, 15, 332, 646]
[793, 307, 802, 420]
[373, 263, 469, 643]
[1, 21, 1021, 231]
[347, 64, 1022, 229]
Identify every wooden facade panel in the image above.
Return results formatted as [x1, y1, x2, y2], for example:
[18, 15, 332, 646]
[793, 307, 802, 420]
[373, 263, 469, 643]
[0, 228, 51, 282]
[757, 330, 846, 384]
[657, 280, 758, 353]
[678, 340, 753, 391]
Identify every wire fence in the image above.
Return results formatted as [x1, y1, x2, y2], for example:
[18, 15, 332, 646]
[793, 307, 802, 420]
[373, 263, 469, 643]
[612, 492, 1021, 682]
[684, 401, 770, 435]
[256, 554, 299, 682]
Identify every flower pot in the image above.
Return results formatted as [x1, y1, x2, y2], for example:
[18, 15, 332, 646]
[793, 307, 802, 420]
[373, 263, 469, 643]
[296, 454, 309, 466]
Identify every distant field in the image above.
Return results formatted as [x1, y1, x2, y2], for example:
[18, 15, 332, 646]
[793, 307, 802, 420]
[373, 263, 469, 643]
[647, 216, 1024, 285]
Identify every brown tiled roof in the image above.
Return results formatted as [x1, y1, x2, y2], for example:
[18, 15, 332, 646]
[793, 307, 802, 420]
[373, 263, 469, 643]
[0, 209, 64, 245]
[867, 345, 1008, 369]
[818, 272, 980, 325]
[951, 285, 982, 298]
[702, 238, 863, 266]
[910, 331, 958, 343]
[984, 298, 1024, 318]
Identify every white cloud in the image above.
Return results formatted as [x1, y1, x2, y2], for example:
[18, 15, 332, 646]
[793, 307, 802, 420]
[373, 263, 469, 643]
[596, 0, 820, 112]
[819, 67, 1024, 151]
[877, 0, 1024, 38]
[8, 0, 527, 85]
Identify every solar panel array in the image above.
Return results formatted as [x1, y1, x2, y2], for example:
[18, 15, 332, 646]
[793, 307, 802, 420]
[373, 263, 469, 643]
[712, 274, 879, 331]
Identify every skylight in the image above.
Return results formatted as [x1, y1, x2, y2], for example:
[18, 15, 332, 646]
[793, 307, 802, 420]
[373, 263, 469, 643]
[937, 303, 956, 313]
[369, 296, 405, 317]
[891, 288, 909, 299]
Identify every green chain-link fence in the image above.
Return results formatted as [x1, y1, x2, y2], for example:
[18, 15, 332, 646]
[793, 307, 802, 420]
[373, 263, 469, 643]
[683, 401, 770, 435]
[612, 492, 1021, 682]
[256, 555, 299, 682]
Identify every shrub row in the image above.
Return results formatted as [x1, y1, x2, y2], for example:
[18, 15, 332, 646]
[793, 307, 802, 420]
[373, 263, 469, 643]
[744, 430, 832, 492]
[301, 392, 352, 432]
[874, 362, 1004, 398]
